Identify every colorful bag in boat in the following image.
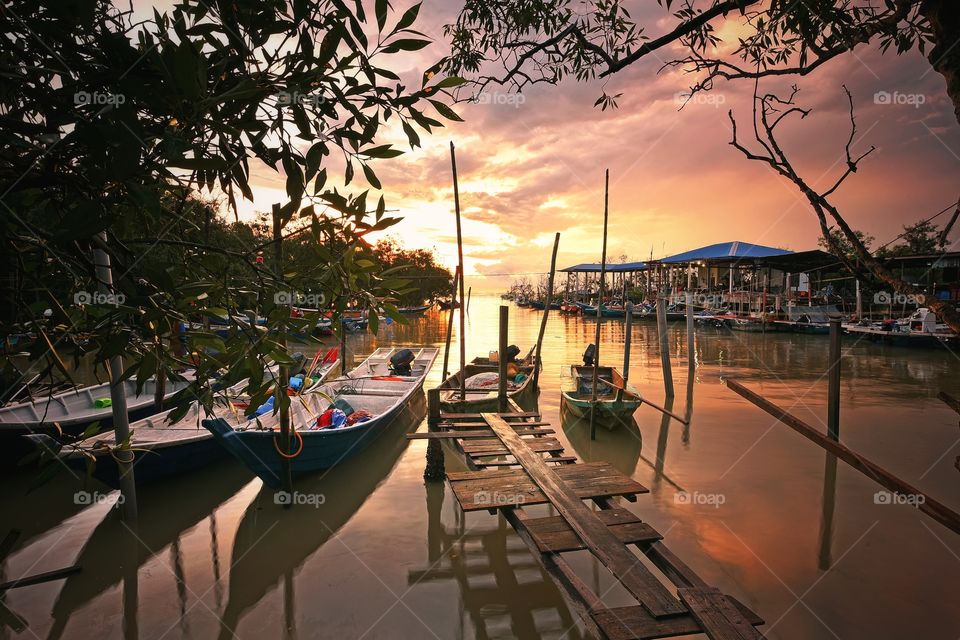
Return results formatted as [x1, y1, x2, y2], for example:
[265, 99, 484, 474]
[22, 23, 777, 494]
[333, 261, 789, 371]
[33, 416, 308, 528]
[94, 398, 112, 409]
[346, 410, 373, 426]
[316, 408, 347, 429]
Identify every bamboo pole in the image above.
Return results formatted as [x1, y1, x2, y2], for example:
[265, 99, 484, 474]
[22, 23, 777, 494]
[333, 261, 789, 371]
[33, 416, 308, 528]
[450, 142, 467, 401]
[590, 170, 610, 441]
[272, 204, 293, 498]
[532, 232, 560, 391]
[657, 297, 674, 398]
[92, 234, 137, 521]
[441, 265, 461, 381]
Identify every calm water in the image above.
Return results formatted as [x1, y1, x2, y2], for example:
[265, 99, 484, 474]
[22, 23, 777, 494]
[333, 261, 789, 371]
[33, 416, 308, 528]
[3, 294, 959, 639]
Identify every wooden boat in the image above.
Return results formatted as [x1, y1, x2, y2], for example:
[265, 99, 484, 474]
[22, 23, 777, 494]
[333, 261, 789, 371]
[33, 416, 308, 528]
[202, 347, 437, 487]
[560, 365, 642, 429]
[580, 304, 627, 319]
[0, 372, 196, 467]
[559, 301, 581, 314]
[437, 299, 460, 310]
[398, 303, 433, 314]
[46, 350, 342, 485]
[438, 355, 539, 413]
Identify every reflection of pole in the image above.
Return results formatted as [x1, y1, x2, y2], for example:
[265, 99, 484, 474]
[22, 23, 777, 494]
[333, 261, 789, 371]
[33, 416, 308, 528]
[92, 234, 138, 520]
[121, 524, 139, 640]
[827, 319, 842, 441]
[283, 570, 296, 640]
[818, 453, 838, 570]
[653, 396, 674, 484]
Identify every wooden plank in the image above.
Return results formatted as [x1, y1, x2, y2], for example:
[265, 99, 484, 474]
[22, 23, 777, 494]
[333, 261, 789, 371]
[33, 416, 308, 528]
[437, 411, 540, 421]
[727, 379, 960, 536]
[407, 428, 554, 440]
[482, 413, 685, 619]
[0, 565, 82, 592]
[677, 587, 765, 640]
[448, 462, 647, 511]
[593, 596, 764, 640]
[461, 436, 564, 456]
[477, 456, 576, 467]
[526, 509, 662, 552]
[437, 421, 552, 429]
[939, 391, 960, 415]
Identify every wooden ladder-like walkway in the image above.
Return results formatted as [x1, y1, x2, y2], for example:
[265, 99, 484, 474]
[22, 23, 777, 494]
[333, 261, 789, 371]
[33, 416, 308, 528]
[410, 410, 765, 640]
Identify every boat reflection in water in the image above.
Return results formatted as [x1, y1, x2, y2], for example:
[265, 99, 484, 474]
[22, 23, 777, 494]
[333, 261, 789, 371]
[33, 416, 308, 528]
[560, 402, 642, 477]
[213, 393, 425, 640]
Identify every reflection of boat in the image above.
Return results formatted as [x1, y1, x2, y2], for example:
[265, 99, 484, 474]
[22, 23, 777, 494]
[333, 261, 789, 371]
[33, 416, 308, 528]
[212, 396, 424, 640]
[204, 347, 437, 487]
[561, 405, 642, 476]
[0, 373, 196, 466]
[44, 459, 253, 640]
[438, 355, 539, 413]
[560, 364, 642, 429]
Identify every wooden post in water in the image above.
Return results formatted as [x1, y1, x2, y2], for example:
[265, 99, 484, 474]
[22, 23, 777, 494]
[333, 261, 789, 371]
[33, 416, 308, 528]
[92, 234, 137, 521]
[466, 286, 472, 313]
[498, 306, 509, 412]
[827, 318, 842, 440]
[657, 296, 674, 398]
[621, 302, 633, 403]
[532, 233, 560, 391]
[272, 204, 293, 498]
[855, 279, 862, 319]
[440, 265, 460, 381]
[590, 171, 610, 441]
[686, 290, 695, 372]
[450, 142, 467, 402]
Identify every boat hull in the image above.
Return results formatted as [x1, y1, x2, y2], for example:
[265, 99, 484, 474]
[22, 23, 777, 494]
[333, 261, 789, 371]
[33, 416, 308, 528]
[560, 392, 641, 429]
[438, 360, 539, 413]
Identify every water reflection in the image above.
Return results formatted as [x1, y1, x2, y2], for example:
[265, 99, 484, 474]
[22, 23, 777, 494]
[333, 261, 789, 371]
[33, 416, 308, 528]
[560, 406, 641, 477]
[410, 480, 584, 640]
[213, 394, 424, 640]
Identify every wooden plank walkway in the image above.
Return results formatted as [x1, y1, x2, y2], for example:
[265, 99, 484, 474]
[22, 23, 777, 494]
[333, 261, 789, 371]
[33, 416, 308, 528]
[411, 405, 766, 639]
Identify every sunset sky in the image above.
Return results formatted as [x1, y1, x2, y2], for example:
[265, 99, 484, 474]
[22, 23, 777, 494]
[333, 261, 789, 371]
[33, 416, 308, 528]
[230, 1, 960, 291]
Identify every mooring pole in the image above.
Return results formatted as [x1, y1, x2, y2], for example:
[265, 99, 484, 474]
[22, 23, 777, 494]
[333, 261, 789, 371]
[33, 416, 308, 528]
[466, 286, 472, 313]
[450, 142, 467, 402]
[532, 233, 560, 391]
[827, 318, 842, 441]
[498, 306, 509, 413]
[92, 234, 138, 521]
[685, 290, 695, 371]
[272, 204, 293, 498]
[657, 297, 674, 398]
[590, 170, 610, 441]
[440, 265, 460, 381]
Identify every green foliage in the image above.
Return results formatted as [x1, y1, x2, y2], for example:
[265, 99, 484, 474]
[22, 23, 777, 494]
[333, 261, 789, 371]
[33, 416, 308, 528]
[368, 238, 454, 305]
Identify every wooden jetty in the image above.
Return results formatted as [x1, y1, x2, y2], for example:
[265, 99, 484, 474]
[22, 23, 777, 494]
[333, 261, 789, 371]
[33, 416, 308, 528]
[409, 406, 765, 640]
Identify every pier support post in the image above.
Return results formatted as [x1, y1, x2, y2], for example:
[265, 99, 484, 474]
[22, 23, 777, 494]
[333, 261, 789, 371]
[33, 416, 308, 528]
[498, 306, 509, 413]
[657, 297, 675, 398]
[685, 291, 695, 372]
[827, 318, 842, 441]
[424, 388, 445, 481]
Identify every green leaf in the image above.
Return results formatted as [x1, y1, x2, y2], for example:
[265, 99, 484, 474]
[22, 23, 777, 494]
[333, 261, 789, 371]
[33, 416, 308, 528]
[169, 157, 229, 170]
[394, 2, 421, 31]
[431, 76, 466, 90]
[382, 38, 431, 53]
[375, 0, 388, 32]
[362, 163, 381, 189]
[368, 310, 378, 334]
[428, 99, 463, 122]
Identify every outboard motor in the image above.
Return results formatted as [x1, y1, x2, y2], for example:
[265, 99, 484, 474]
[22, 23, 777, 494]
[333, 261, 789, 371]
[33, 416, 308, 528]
[390, 348, 416, 375]
[582, 344, 596, 366]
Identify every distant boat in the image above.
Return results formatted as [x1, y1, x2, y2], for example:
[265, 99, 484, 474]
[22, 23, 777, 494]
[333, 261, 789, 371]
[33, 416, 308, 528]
[580, 304, 627, 319]
[560, 364, 642, 429]
[437, 299, 460, 310]
[437, 354, 539, 413]
[202, 347, 438, 487]
[0, 373, 196, 467]
[42, 350, 342, 485]
[398, 303, 433, 314]
[844, 308, 958, 348]
[559, 301, 581, 314]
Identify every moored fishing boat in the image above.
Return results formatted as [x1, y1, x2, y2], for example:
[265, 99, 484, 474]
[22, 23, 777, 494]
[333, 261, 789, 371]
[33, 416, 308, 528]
[437, 350, 539, 413]
[398, 303, 433, 314]
[202, 347, 437, 487]
[560, 360, 642, 429]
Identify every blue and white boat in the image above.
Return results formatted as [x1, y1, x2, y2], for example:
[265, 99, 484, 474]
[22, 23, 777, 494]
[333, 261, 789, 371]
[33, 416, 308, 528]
[202, 346, 438, 487]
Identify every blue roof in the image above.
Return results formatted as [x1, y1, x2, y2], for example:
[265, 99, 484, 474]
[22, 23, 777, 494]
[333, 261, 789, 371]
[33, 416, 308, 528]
[659, 241, 792, 264]
[560, 261, 647, 273]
